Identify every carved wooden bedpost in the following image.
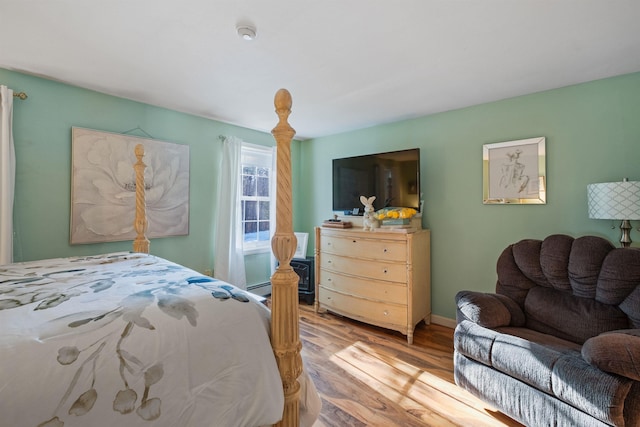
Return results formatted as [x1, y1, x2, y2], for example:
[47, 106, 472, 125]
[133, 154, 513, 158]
[133, 144, 150, 254]
[270, 89, 302, 427]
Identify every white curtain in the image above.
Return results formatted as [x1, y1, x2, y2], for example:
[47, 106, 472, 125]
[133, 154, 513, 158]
[214, 136, 247, 289]
[0, 86, 15, 265]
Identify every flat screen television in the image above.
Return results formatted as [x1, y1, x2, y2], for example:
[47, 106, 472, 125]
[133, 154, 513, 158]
[332, 148, 420, 213]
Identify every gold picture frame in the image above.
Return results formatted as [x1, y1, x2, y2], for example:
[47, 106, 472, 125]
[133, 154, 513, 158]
[483, 137, 546, 204]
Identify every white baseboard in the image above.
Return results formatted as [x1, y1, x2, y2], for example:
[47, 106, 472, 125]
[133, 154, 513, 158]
[430, 314, 456, 330]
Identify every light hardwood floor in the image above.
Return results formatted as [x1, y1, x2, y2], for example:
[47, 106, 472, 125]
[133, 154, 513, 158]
[292, 301, 523, 427]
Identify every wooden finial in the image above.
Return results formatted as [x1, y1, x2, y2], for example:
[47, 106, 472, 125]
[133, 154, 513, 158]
[274, 88, 292, 111]
[273, 88, 296, 142]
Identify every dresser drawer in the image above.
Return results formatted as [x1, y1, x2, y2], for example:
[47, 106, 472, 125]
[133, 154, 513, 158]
[318, 287, 407, 328]
[320, 253, 406, 283]
[321, 235, 406, 262]
[319, 269, 407, 305]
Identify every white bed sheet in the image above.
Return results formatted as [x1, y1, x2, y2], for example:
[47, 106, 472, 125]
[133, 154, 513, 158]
[0, 252, 319, 427]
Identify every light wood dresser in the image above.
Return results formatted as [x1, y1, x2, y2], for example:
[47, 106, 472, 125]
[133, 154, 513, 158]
[314, 226, 431, 344]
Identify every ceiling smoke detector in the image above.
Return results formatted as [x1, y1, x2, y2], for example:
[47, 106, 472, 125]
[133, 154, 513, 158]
[237, 25, 257, 41]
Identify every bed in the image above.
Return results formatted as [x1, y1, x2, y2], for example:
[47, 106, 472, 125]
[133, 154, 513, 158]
[0, 89, 320, 427]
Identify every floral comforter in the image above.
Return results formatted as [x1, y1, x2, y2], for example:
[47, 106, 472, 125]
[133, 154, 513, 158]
[0, 252, 317, 427]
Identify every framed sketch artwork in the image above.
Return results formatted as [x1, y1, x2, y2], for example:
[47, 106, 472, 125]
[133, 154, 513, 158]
[483, 137, 546, 204]
[70, 127, 190, 244]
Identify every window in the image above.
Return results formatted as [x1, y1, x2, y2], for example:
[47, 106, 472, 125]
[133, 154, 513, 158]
[241, 144, 274, 253]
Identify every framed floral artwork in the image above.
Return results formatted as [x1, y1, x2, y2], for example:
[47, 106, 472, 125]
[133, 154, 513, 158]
[483, 137, 546, 204]
[70, 127, 190, 244]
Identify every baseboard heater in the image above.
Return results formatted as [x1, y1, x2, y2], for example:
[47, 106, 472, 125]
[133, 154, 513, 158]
[247, 282, 271, 297]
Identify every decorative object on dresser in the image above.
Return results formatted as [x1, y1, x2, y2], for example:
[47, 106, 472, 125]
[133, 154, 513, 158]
[375, 207, 419, 232]
[315, 226, 431, 344]
[360, 195, 379, 231]
[587, 178, 640, 247]
[322, 214, 352, 228]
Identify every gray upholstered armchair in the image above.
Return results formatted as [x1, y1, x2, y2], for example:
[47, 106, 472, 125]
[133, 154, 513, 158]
[454, 234, 640, 426]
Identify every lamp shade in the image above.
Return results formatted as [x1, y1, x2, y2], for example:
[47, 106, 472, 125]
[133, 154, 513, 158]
[587, 180, 640, 220]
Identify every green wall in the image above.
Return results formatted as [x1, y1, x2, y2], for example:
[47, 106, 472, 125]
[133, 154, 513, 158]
[4, 68, 640, 321]
[1, 68, 302, 285]
[300, 72, 640, 322]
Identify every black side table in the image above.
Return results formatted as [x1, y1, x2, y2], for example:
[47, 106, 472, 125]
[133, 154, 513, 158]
[290, 257, 315, 305]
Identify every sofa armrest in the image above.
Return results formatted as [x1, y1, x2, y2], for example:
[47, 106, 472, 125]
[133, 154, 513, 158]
[455, 290, 525, 328]
[582, 329, 640, 381]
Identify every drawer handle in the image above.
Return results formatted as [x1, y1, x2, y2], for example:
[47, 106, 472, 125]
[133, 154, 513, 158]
[328, 260, 332, 264]
[352, 240, 357, 243]
[383, 310, 389, 316]
[383, 268, 388, 274]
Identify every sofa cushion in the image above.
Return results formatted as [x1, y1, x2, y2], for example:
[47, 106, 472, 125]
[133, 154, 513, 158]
[566, 236, 613, 298]
[524, 286, 630, 344]
[596, 248, 640, 305]
[454, 351, 613, 427]
[495, 241, 539, 306]
[539, 234, 574, 291]
[621, 287, 640, 329]
[491, 330, 572, 395]
[495, 326, 582, 353]
[496, 236, 640, 342]
[453, 320, 498, 367]
[553, 352, 634, 426]
[455, 291, 525, 328]
[454, 320, 581, 390]
[583, 330, 640, 381]
[490, 327, 580, 396]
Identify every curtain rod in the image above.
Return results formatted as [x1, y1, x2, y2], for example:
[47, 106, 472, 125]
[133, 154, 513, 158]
[13, 92, 28, 100]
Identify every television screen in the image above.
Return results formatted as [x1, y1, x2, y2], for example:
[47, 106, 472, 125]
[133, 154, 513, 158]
[332, 148, 420, 213]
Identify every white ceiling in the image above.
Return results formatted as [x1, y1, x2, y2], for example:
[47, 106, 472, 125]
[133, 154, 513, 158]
[2, 1, 640, 140]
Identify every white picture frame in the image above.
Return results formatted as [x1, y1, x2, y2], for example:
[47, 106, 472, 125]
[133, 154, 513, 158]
[483, 136, 546, 204]
[293, 232, 309, 259]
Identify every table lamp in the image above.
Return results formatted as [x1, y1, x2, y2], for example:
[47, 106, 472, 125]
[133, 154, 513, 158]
[587, 178, 640, 247]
